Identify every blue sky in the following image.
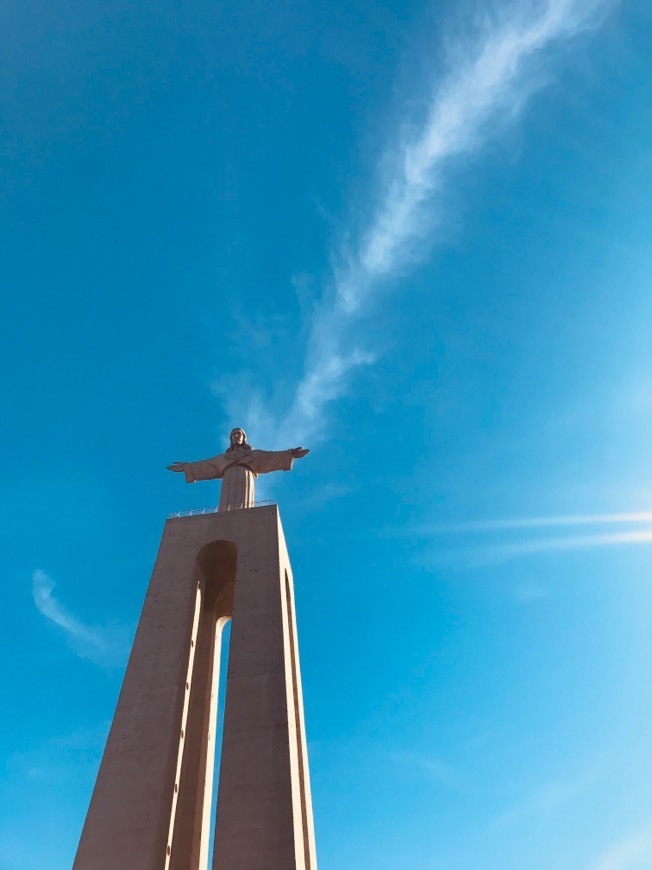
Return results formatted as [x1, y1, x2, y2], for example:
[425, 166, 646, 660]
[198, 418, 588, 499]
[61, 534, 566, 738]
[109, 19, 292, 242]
[2, 0, 652, 867]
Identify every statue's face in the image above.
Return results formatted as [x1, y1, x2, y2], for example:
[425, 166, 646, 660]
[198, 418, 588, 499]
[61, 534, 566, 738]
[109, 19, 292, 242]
[230, 429, 245, 446]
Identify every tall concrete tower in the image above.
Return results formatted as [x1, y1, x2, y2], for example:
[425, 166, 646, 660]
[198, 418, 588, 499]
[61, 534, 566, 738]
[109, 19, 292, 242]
[74, 430, 316, 869]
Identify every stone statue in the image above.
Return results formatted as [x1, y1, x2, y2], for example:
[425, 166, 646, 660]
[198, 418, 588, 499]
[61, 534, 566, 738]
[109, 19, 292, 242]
[167, 428, 309, 511]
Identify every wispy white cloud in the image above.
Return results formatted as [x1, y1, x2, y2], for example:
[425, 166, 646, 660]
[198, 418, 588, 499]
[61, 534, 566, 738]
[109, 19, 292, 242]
[472, 529, 652, 565]
[431, 529, 652, 568]
[514, 581, 549, 601]
[495, 762, 603, 828]
[32, 570, 129, 667]
[246, 0, 616, 444]
[337, 0, 614, 310]
[591, 825, 652, 870]
[403, 510, 652, 566]
[389, 750, 463, 790]
[415, 511, 652, 535]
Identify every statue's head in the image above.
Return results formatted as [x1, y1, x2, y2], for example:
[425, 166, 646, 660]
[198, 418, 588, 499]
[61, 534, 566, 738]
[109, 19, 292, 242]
[227, 427, 252, 451]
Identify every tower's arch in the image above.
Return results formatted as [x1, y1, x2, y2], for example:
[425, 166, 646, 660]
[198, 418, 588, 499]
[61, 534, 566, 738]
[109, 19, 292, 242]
[170, 540, 236, 868]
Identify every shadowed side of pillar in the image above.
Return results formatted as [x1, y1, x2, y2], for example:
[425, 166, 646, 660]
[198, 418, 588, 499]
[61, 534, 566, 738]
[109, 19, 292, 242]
[74, 522, 204, 870]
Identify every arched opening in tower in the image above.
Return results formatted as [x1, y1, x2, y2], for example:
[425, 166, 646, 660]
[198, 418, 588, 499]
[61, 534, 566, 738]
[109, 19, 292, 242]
[169, 539, 236, 870]
[206, 617, 231, 867]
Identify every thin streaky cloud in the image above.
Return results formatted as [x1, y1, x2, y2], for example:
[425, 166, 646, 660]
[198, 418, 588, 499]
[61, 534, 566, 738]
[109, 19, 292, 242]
[591, 824, 652, 870]
[338, 0, 615, 311]
[388, 750, 463, 790]
[466, 530, 652, 566]
[515, 582, 549, 601]
[32, 570, 128, 667]
[270, 0, 617, 443]
[494, 762, 604, 829]
[415, 511, 652, 535]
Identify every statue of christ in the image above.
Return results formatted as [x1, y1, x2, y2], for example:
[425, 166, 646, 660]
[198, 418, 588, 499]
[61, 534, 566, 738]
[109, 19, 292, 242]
[167, 427, 309, 511]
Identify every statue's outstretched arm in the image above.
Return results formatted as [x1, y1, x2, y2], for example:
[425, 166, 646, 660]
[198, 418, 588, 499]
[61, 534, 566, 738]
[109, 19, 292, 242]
[167, 454, 229, 483]
[245, 447, 310, 476]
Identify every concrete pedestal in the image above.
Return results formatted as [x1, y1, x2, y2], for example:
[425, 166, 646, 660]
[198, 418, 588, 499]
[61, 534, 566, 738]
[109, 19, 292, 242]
[74, 505, 316, 870]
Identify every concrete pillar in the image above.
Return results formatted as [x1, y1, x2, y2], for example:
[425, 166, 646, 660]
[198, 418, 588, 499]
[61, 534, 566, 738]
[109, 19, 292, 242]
[74, 505, 316, 870]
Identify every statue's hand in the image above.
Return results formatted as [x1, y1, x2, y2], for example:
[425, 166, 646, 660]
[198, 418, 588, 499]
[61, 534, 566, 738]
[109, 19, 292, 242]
[291, 447, 309, 459]
[167, 462, 187, 473]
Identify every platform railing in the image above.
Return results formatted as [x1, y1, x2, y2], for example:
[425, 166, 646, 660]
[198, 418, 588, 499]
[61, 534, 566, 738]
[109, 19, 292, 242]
[168, 500, 276, 519]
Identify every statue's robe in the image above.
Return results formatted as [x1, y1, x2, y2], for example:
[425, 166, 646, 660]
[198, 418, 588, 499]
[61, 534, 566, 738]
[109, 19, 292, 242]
[181, 447, 296, 511]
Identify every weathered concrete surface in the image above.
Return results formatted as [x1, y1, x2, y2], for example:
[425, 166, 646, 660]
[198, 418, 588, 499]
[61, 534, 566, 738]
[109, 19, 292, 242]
[74, 505, 316, 870]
